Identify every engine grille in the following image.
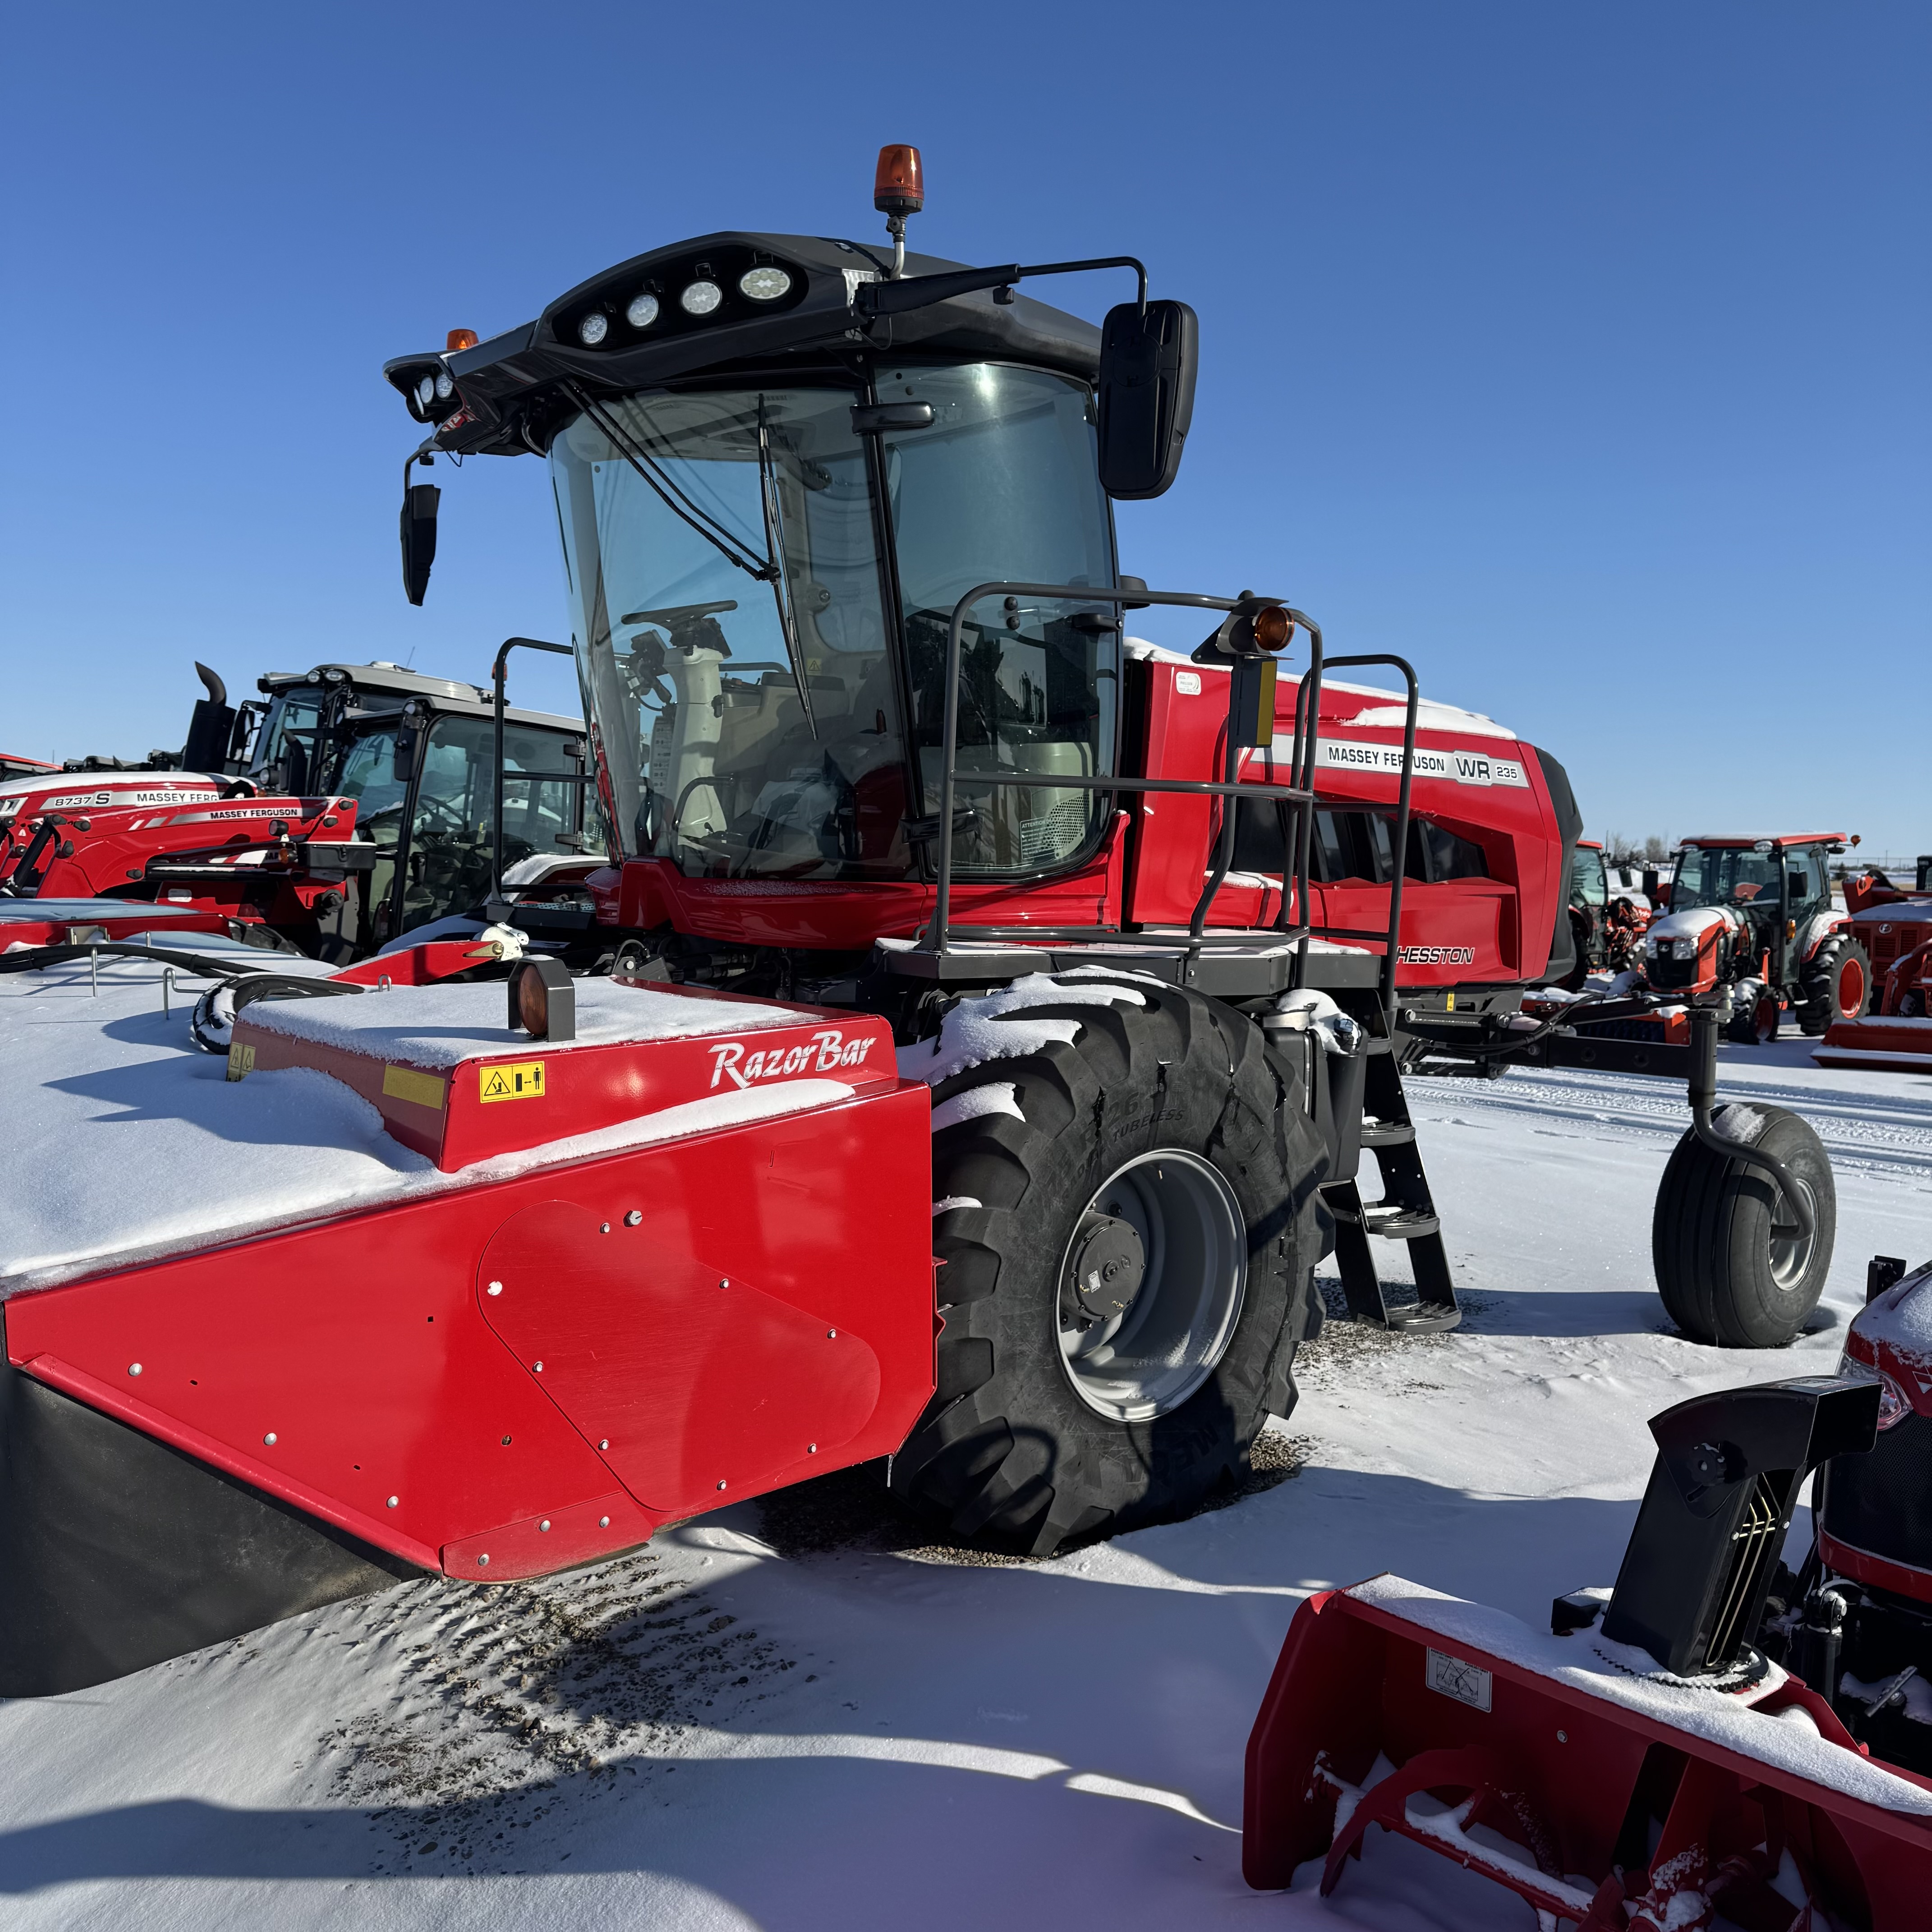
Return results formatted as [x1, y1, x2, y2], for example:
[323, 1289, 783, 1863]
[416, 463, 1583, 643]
[1648, 952, 1701, 990]
[1823, 1408, 1932, 1589]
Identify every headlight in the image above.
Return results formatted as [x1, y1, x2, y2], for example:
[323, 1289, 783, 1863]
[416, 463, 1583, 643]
[415, 374, 436, 408]
[739, 266, 792, 302]
[680, 280, 723, 316]
[578, 312, 610, 346]
[1838, 1351, 1912, 1431]
[433, 370, 454, 400]
[1644, 935, 1661, 957]
[626, 291, 660, 329]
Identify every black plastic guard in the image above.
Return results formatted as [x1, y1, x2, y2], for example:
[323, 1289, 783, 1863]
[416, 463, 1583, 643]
[0, 1318, 420, 1697]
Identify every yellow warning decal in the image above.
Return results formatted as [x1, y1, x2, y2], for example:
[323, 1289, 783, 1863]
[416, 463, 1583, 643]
[225, 1041, 255, 1082]
[479, 1060, 546, 1104]
[382, 1064, 447, 1111]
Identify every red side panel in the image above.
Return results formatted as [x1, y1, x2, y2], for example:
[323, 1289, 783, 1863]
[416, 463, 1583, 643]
[1123, 659, 1565, 988]
[5, 1082, 936, 1581]
[476, 1201, 880, 1515]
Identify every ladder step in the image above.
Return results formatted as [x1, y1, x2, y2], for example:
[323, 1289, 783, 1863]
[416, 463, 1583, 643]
[1362, 1205, 1441, 1241]
[1359, 1118, 1416, 1148]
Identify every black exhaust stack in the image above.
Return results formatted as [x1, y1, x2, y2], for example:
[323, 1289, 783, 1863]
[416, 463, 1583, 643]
[180, 662, 238, 776]
[1601, 1376, 1879, 1677]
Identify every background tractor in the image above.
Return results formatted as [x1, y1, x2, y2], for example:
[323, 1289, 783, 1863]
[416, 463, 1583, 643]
[0, 658, 600, 959]
[1640, 832, 1868, 1042]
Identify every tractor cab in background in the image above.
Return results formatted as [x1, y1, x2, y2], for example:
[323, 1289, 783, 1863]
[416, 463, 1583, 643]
[236, 662, 602, 953]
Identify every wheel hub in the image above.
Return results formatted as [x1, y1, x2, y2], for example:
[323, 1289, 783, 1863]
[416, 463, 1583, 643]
[1069, 1211, 1146, 1321]
[1056, 1149, 1248, 1424]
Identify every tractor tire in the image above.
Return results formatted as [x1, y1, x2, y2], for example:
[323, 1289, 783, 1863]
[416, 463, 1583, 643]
[1651, 1104, 1835, 1348]
[891, 975, 1329, 1555]
[1725, 985, 1780, 1046]
[1799, 935, 1872, 1036]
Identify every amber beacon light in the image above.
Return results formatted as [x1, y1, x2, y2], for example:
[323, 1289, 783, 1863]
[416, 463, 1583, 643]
[873, 145, 924, 216]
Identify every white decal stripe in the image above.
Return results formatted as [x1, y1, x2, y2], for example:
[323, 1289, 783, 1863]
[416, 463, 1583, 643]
[1254, 738, 1531, 789]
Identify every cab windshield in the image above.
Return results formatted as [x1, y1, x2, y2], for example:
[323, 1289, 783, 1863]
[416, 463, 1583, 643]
[1570, 846, 1606, 907]
[552, 386, 908, 879]
[548, 363, 1118, 880]
[1673, 845, 1782, 910]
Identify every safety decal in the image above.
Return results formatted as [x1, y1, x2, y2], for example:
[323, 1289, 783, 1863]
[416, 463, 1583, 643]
[478, 1061, 544, 1104]
[225, 1042, 255, 1082]
[385, 1064, 451, 1110]
[1425, 1649, 1493, 1712]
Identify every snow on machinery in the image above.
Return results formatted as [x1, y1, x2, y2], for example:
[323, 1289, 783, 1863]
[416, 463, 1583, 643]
[1244, 1257, 1932, 1926]
[1813, 858, 1932, 1074]
[0, 657, 600, 960]
[0, 147, 1840, 1695]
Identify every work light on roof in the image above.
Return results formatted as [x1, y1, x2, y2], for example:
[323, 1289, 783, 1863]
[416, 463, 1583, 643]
[680, 279, 723, 316]
[577, 312, 610, 346]
[433, 370, 454, 400]
[415, 375, 436, 408]
[739, 266, 792, 303]
[626, 291, 660, 329]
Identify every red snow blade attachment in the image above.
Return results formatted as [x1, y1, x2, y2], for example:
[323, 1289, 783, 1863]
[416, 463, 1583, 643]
[1244, 1580, 1932, 1927]
[1813, 1014, 1932, 1074]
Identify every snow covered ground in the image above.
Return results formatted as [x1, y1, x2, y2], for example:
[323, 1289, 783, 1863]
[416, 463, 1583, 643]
[2, 959, 1929, 1930]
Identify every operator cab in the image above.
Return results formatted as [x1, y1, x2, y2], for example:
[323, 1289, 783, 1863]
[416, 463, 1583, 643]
[252, 661, 601, 949]
[385, 166, 1191, 895]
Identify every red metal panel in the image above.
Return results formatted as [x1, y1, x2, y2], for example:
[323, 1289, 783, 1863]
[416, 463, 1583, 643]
[233, 1002, 898, 1172]
[6, 1081, 936, 1579]
[476, 1201, 880, 1515]
[1244, 1586, 1932, 1927]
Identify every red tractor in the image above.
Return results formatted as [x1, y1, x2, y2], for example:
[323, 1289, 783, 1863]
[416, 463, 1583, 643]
[0, 658, 600, 961]
[9, 150, 1786, 1699]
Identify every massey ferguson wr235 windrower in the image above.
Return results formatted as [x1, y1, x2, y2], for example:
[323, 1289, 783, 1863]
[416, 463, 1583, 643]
[0, 151, 1829, 1701]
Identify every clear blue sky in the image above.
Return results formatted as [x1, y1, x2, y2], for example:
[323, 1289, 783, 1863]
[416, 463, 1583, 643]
[3, 4, 1925, 855]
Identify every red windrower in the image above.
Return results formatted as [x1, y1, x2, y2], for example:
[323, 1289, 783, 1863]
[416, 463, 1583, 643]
[874, 144, 923, 216]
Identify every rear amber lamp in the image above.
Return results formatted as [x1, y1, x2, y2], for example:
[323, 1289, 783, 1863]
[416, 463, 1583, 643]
[508, 957, 576, 1043]
[874, 144, 924, 216]
[446, 328, 479, 352]
[1251, 605, 1294, 652]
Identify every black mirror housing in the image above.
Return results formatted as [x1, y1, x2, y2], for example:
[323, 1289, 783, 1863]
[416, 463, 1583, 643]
[400, 482, 440, 606]
[1097, 299, 1198, 499]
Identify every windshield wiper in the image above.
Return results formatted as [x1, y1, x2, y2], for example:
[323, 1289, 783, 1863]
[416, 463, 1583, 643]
[756, 399, 818, 743]
[561, 381, 774, 586]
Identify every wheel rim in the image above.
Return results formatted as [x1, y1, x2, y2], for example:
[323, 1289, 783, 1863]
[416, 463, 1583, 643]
[1768, 1174, 1819, 1293]
[1838, 956, 1866, 1017]
[1056, 1149, 1247, 1423]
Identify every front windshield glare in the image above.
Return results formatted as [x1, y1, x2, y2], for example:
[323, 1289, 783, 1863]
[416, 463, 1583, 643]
[550, 388, 909, 879]
[1674, 846, 1781, 909]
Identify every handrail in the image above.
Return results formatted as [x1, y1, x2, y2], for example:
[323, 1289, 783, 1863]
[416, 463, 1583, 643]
[1320, 653, 1421, 1036]
[927, 584, 1319, 962]
[491, 636, 575, 908]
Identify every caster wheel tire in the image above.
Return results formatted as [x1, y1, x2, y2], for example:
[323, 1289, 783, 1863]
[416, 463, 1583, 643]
[1652, 1103, 1835, 1347]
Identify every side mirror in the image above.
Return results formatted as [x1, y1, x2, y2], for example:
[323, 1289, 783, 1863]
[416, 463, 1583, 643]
[400, 482, 440, 606]
[1096, 299, 1198, 499]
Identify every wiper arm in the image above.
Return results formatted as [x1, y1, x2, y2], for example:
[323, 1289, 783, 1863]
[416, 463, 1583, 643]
[757, 400, 819, 743]
[562, 381, 775, 587]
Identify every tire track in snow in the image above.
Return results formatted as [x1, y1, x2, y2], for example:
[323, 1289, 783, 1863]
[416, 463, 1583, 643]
[1405, 1068, 1932, 1180]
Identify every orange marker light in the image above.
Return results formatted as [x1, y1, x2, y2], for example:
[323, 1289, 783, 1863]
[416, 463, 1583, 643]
[1251, 605, 1294, 652]
[446, 328, 479, 352]
[874, 145, 924, 216]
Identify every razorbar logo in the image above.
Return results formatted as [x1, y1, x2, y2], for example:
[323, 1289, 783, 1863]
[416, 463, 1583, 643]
[1397, 945, 1476, 966]
[709, 1029, 876, 1090]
